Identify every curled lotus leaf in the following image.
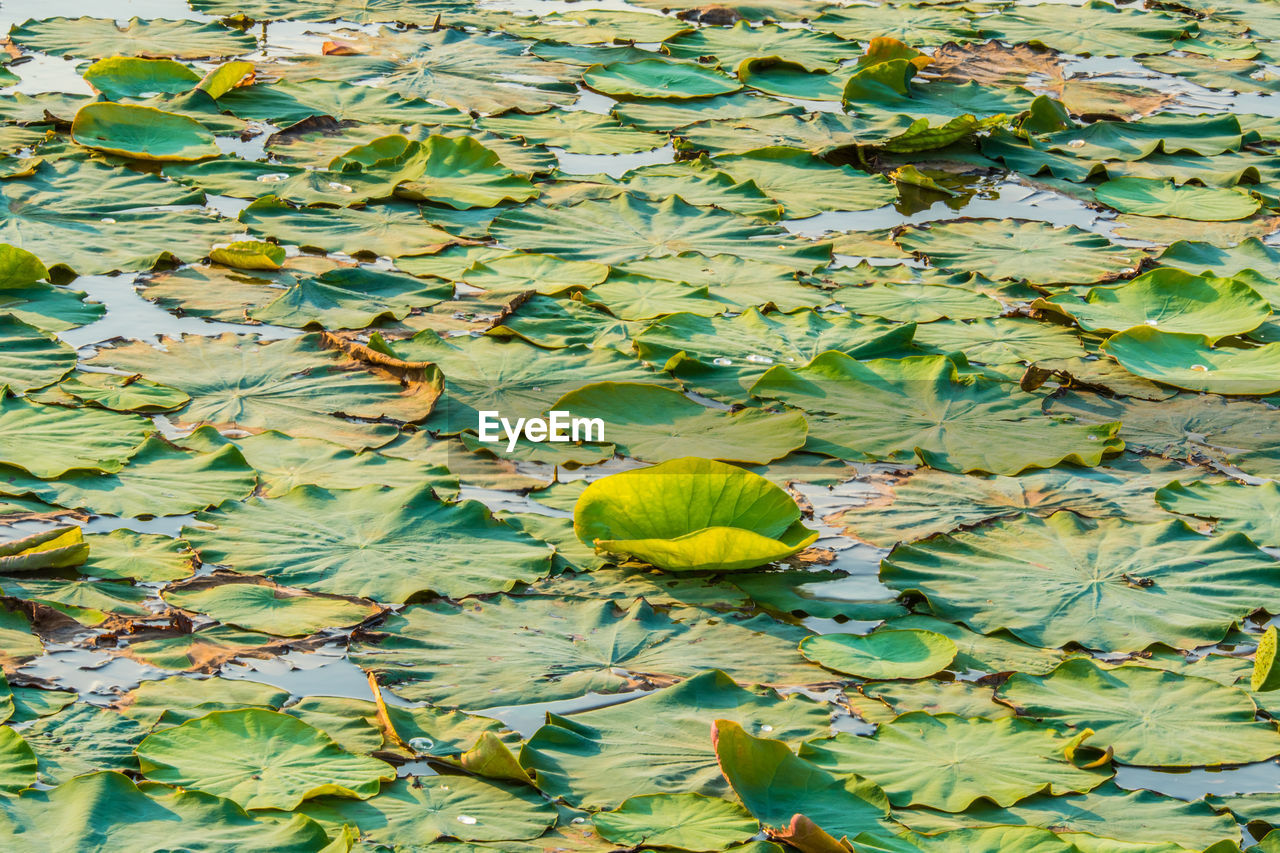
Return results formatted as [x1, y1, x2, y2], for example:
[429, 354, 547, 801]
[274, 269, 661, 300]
[71, 103, 220, 161]
[1102, 328, 1280, 395]
[0, 315, 76, 393]
[574, 457, 819, 573]
[81, 56, 201, 100]
[798, 629, 957, 680]
[584, 59, 742, 99]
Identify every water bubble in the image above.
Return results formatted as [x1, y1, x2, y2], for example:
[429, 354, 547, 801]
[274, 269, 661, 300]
[137, 91, 160, 98]
[100, 217, 116, 224]
[746, 354, 774, 365]
[457, 815, 478, 825]
[1191, 364, 1210, 372]
[1145, 319, 1159, 327]
[327, 181, 354, 193]
[256, 173, 289, 183]
[712, 357, 733, 366]
[408, 737, 435, 752]
[760, 724, 774, 732]
[1067, 139, 1085, 149]
[571, 817, 587, 825]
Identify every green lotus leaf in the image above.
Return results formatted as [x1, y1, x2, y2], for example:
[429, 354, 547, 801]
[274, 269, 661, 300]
[9, 687, 76, 725]
[23, 703, 148, 783]
[552, 382, 807, 464]
[841, 59, 1034, 126]
[752, 352, 1122, 474]
[584, 59, 741, 100]
[677, 21, 858, 72]
[122, 625, 280, 672]
[998, 659, 1280, 767]
[898, 783, 1239, 851]
[82, 55, 200, 100]
[618, 254, 827, 312]
[239, 197, 462, 257]
[834, 455, 1210, 547]
[163, 581, 378, 637]
[0, 160, 234, 274]
[853, 680, 1011, 724]
[0, 429, 256, 517]
[0, 396, 152, 477]
[137, 708, 394, 810]
[912, 317, 1087, 364]
[711, 147, 896, 219]
[249, 267, 453, 329]
[713, 719, 892, 845]
[352, 596, 823, 709]
[86, 333, 438, 449]
[481, 110, 665, 155]
[612, 91, 801, 132]
[292, 775, 555, 845]
[71, 102, 219, 161]
[1039, 267, 1271, 339]
[978, 0, 1192, 57]
[1157, 236, 1280, 283]
[803, 712, 1109, 811]
[50, 372, 190, 413]
[218, 79, 471, 126]
[9, 16, 256, 59]
[0, 315, 75, 393]
[0, 281, 103, 333]
[208, 240, 286, 270]
[520, 670, 831, 809]
[736, 57, 852, 101]
[0, 244, 49, 289]
[491, 195, 830, 270]
[1156, 479, 1280, 547]
[676, 111, 867, 156]
[811, 5, 976, 45]
[79, 530, 195, 581]
[0, 771, 332, 852]
[274, 28, 579, 115]
[166, 158, 402, 206]
[121, 676, 289, 727]
[552, 165, 784, 222]
[285, 694, 510, 759]
[798, 629, 956, 680]
[593, 793, 758, 852]
[380, 329, 659, 434]
[460, 252, 609, 296]
[0, 576, 152, 626]
[728, 569, 905, 623]
[1094, 177, 1261, 220]
[635, 308, 914, 402]
[1102, 328, 1280, 395]
[574, 457, 818, 573]
[185, 483, 553, 602]
[834, 281, 1002, 323]
[1038, 113, 1244, 161]
[896, 219, 1143, 285]
[884, 511, 1280, 652]
[0, 526, 87, 573]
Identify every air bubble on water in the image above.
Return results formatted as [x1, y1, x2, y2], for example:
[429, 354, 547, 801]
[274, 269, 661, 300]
[100, 217, 116, 223]
[408, 737, 435, 752]
[256, 173, 289, 183]
[712, 357, 732, 366]
[746, 354, 773, 364]
[327, 182, 354, 193]
[457, 815, 478, 825]
[1191, 364, 1210, 372]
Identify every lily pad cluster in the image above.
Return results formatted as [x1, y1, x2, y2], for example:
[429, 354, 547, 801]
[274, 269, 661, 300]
[0, 0, 1279, 851]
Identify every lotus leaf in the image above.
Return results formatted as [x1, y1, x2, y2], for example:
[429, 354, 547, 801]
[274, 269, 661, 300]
[248, 267, 454, 329]
[239, 198, 462, 257]
[218, 80, 471, 127]
[122, 625, 280, 672]
[481, 111, 665, 155]
[0, 397, 152, 477]
[1157, 236, 1280, 283]
[9, 17, 256, 59]
[998, 659, 1280, 767]
[520, 670, 831, 809]
[166, 158, 403, 206]
[295, 775, 556, 845]
[71, 103, 219, 161]
[82, 56, 201, 100]
[713, 719, 892, 846]
[552, 382, 806, 464]
[896, 219, 1143, 284]
[613, 91, 801, 132]
[812, 5, 976, 45]
[803, 712, 1109, 811]
[352, 597, 823, 708]
[23, 704, 148, 783]
[122, 676, 289, 727]
[751, 352, 1122, 474]
[799, 629, 956, 680]
[79, 530, 195, 581]
[584, 59, 741, 100]
[185, 484, 552, 602]
[163, 582, 377, 637]
[0, 771, 332, 852]
[1094, 177, 1261, 221]
[712, 147, 896, 219]
[87, 333, 438, 449]
[1102, 328, 1280, 395]
[137, 708, 394, 810]
[634, 308, 914, 401]
[52, 372, 190, 412]
[884, 511, 1280, 652]
[1039, 267, 1270, 339]
[1156, 480, 1280, 547]
[834, 281, 1002, 323]
[912, 317, 1086, 364]
[593, 793, 758, 852]
[573, 457, 818, 573]
[490, 195, 830, 270]
[980, 1, 1191, 56]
